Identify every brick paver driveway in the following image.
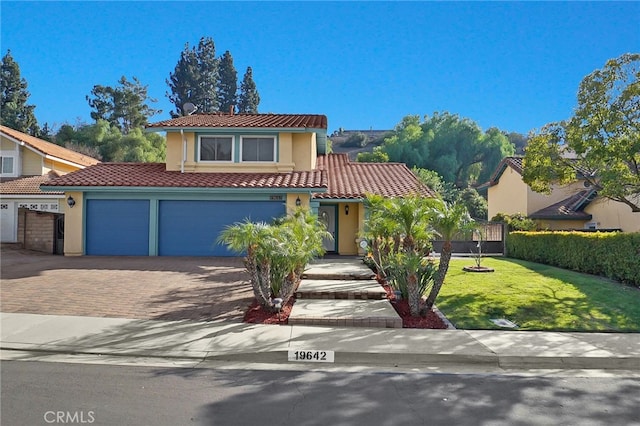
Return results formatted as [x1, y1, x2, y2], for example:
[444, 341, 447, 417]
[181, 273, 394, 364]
[0, 246, 253, 322]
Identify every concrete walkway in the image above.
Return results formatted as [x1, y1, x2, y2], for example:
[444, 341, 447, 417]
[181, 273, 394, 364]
[2, 312, 639, 370]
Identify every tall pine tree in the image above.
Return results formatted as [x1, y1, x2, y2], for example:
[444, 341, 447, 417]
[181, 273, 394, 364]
[196, 37, 219, 113]
[1, 50, 39, 134]
[238, 66, 260, 113]
[217, 50, 238, 113]
[166, 42, 200, 117]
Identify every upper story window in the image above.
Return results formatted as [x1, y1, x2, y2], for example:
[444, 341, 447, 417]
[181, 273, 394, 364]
[241, 136, 275, 162]
[0, 155, 16, 177]
[199, 136, 233, 162]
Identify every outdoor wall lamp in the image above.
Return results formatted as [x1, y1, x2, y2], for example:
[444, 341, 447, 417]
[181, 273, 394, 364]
[344, 205, 349, 215]
[67, 196, 76, 208]
[295, 197, 301, 207]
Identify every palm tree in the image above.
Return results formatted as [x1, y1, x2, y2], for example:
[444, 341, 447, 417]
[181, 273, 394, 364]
[423, 199, 475, 313]
[218, 208, 330, 312]
[217, 220, 275, 309]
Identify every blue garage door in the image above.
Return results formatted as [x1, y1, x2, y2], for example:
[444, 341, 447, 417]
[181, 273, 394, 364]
[158, 200, 285, 256]
[86, 200, 150, 255]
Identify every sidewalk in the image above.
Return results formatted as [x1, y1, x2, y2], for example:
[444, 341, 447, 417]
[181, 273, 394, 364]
[2, 312, 639, 370]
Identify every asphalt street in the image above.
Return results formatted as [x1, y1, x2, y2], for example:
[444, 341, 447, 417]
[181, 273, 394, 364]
[2, 360, 639, 426]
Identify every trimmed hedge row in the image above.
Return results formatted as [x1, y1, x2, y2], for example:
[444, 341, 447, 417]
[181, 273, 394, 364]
[506, 231, 640, 286]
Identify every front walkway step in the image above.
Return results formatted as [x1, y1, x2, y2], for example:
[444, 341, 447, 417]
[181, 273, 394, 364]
[303, 259, 375, 280]
[288, 299, 402, 328]
[296, 279, 386, 300]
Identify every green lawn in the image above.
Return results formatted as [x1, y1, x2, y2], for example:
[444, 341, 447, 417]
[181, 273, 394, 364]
[436, 257, 640, 332]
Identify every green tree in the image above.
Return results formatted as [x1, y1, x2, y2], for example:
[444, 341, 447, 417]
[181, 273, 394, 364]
[412, 168, 457, 203]
[195, 37, 219, 113]
[505, 131, 528, 155]
[86, 76, 160, 133]
[54, 120, 165, 162]
[238, 66, 260, 113]
[365, 113, 514, 187]
[218, 50, 238, 113]
[1, 50, 39, 134]
[166, 41, 201, 117]
[356, 148, 389, 163]
[523, 53, 640, 212]
[423, 199, 475, 313]
[457, 187, 488, 220]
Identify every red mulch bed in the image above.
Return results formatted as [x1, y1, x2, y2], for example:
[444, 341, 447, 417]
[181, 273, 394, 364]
[243, 297, 295, 325]
[243, 281, 448, 329]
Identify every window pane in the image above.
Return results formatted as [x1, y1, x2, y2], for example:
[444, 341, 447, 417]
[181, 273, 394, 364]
[200, 137, 232, 161]
[242, 138, 258, 161]
[1, 157, 14, 174]
[258, 138, 274, 161]
[242, 137, 274, 162]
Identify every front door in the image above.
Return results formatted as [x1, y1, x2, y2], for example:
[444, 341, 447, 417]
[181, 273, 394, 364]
[318, 205, 336, 252]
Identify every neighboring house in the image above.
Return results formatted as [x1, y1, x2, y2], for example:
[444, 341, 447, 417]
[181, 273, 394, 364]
[487, 156, 639, 232]
[0, 126, 100, 243]
[42, 112, 432, 256]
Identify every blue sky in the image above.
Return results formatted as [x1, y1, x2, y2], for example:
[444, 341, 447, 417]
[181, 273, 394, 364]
[2, 1, 638, 135]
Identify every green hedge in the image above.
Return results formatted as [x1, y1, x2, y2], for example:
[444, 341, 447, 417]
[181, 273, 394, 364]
[506, 231, 640, 286]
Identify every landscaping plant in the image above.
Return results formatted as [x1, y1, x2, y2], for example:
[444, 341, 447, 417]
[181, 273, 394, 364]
[218, 208, 330, 312]
[362, 194, 436, 316]
[422, 199, 475, 314]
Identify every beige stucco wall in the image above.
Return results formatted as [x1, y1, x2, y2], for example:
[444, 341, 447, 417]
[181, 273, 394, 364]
[63, 191, 84, 256]
[42, 158, 82, 175]
[585, 197, 640, 232]
[1, 135, 15, 150]
[164, 130, 316, 173]
[487, 166, 529, 219]
[534, 219, 587, 231]
[337, 202, 359, 255]
[291, 133, 315, 171]
[20, 147, 43, 175]
[527, 181, 585, 215]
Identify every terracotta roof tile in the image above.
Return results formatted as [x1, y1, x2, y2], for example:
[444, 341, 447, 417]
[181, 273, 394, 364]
[314, 154, 434, 199]
[0, 125, 100, 167]
[42, 163, 327, 190]
[1, 172, 63, 195]
[529, 189, 597, 220]
[147, 113, 327, 130]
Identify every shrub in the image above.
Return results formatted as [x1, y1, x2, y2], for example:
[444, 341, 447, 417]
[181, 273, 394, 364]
[507, 231, 640, 286]
[491, 212, 537, 231]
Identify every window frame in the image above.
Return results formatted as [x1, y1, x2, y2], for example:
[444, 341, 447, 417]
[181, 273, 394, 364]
[0, 155, 17, 177]
[197, 135, 235, 163]
[239, 135, 277, 163]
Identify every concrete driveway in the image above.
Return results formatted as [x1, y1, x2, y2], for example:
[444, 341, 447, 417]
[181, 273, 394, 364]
[0, 246, 253, 322]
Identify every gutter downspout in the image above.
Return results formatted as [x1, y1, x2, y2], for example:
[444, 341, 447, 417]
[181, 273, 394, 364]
[180, 129, 186, 174]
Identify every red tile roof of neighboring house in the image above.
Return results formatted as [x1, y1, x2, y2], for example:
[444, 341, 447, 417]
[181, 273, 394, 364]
[42, 162, 327, 190]
[0, 125, 100, 168]
[147, 113, 327, 130]
[315, 154, 435, 199]
[1, 172, 64, 195]
[529, 189, 597, 220]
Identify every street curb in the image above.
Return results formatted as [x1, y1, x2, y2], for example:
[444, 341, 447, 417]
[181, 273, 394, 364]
[3, 343, 638, 371]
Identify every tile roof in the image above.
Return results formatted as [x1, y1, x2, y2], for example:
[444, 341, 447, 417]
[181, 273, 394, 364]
[42, 162, 327, 190]
[147, 113, 327, 130]
[487, 156, 524, 186]
[1, 172, 64, 195]
[529, 189, 597, 220]
[314, 154, 435, 199]
[0, 125, 100, 168]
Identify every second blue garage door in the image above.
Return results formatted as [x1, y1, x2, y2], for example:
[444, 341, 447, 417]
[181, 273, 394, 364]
[158, 200, 286, 256]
